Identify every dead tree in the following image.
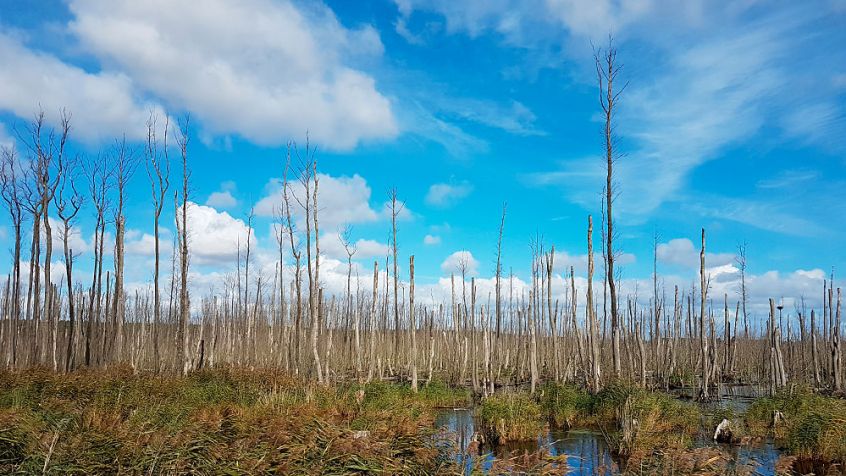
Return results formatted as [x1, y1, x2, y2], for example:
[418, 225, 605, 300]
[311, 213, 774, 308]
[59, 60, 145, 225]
[54, 154, 83, 371]
[145, 113, 170, 370]
[595, 39, 627, 379]
[495, 202, 506, 341]
[736, 243, 749, 338]
[111, 137, 138, 363]
[388, 188, 403, 362]
[0, 146, 24, 367]
[176, 117, 191, 375]
[833, 288, 842, 391]
[339, 226, 360, 375]
[587, 216, 601, 391]
[410, 255, 417, 392]
[367, 260, 379, 383]
[85, 152, 113, 367]
[281, 146, 303, 374]
[19, 110, 69, 367]
[293, 143, 322, 383]
[699, 228, 710, 400]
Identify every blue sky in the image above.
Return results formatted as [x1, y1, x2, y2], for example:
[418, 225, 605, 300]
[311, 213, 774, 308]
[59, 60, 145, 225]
[0, 0, 844, 315]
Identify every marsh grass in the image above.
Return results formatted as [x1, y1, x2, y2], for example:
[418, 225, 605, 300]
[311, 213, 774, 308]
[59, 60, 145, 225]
[0, 368, 464, 475]
[477, 392, 545, 443]
[745, 386, 846, 465]
[590, 382, 700, 465]
[539, 382, 592, 428]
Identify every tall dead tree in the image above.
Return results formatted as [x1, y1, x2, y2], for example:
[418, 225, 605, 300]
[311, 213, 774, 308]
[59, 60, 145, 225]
[833, 288, 842, 391]
[0, 146, 24, 367]
[388, 188, 403, 362]
[145, 114, 170, 370]
[176, 117, 191, 375]
[339, 226, 360, 375]
[495, 202, 506, 340]
[699, 228, 710, 400]
[587, 216, 601, 391]
[367, 260, 379, 382]
[281, 146, 303, 374]
[410, 255, 417, 392]
[736, 243, 749, 338]
[54, 154, 82, 371]
[85, 153, 113, 367]
[595, 39, 626, 379]
[20, 111, 69, 367]
[111, 138, 137, 363]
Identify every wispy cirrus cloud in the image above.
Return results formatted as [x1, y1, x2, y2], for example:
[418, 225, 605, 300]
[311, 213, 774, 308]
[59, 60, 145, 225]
[404, 1, 845, 231]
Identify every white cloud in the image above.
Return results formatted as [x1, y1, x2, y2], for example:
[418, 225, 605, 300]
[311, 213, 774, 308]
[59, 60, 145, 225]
[181, 201, 255, 265]
[38, 217, 90, 256]
[206, 181, 239, 210]
[380, 198, 414, 221]
[206, 191, 238, 209]
[423, 234, 441, 245]
[125, 228, 173, 257]
[0, 31, 165, 143]
[255, 173, 381, 230]
[552, 249, 636, 274]
[409, 1, 844, 222]
[425, 181, 473, 207]
[656, 238, 735, 270]
[68, 0, 398, 150]
[440, 250, 479, 276]
[320, 232, 390, 260]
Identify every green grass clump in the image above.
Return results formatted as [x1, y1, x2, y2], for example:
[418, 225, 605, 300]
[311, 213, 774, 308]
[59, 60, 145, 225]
[540, 382, 592, 428]
[590, 382, 700, 463]
[745, 386, 846, 464]
[477, 392, 544, 443]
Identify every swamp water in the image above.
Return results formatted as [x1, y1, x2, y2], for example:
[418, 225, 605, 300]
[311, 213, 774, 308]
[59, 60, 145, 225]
[434, 385, 788, 475]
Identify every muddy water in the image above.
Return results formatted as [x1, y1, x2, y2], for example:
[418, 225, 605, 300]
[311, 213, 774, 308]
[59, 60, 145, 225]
[435, 402, 783, 475]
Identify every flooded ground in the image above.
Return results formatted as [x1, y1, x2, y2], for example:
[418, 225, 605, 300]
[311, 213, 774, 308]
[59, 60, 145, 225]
[436, 408, 618, 474]
[434, 396, 782, 475]
[434, 385, 846, 475]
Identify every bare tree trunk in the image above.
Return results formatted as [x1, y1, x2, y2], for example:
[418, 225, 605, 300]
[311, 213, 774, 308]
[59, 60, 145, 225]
[410, 255, 417, 392]
[834, 288, 842, 391]
[699, 229, 710, 400]
[595, 42, 625, 379]
[811, 309, 821, 387]
[112, 138, 135, 364]
[495, 203, 506, 367]
[177, 118, 191, 375]
[389, 188, 402, 363]
[367, 261, 379, 383]
[587, 216, 601, 391]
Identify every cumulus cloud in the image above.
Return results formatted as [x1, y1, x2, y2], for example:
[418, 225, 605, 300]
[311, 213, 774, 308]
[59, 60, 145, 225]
[552, 249, 636, 274]
[423, 234, 441, 245]
[68, 0, 398, 150]
[425, 180, 473, 207]
[38, 217, 90, 255]
[181, 202, 255, 265]
[320, 232, 390, 260]
[440, 250, 479, 276]
[205, 180, 239, 210]
[656, 238, 735, 270]
[125, 228, 173, 257]
[0, 31, 164, 142]
[255, 173, 382, 230]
